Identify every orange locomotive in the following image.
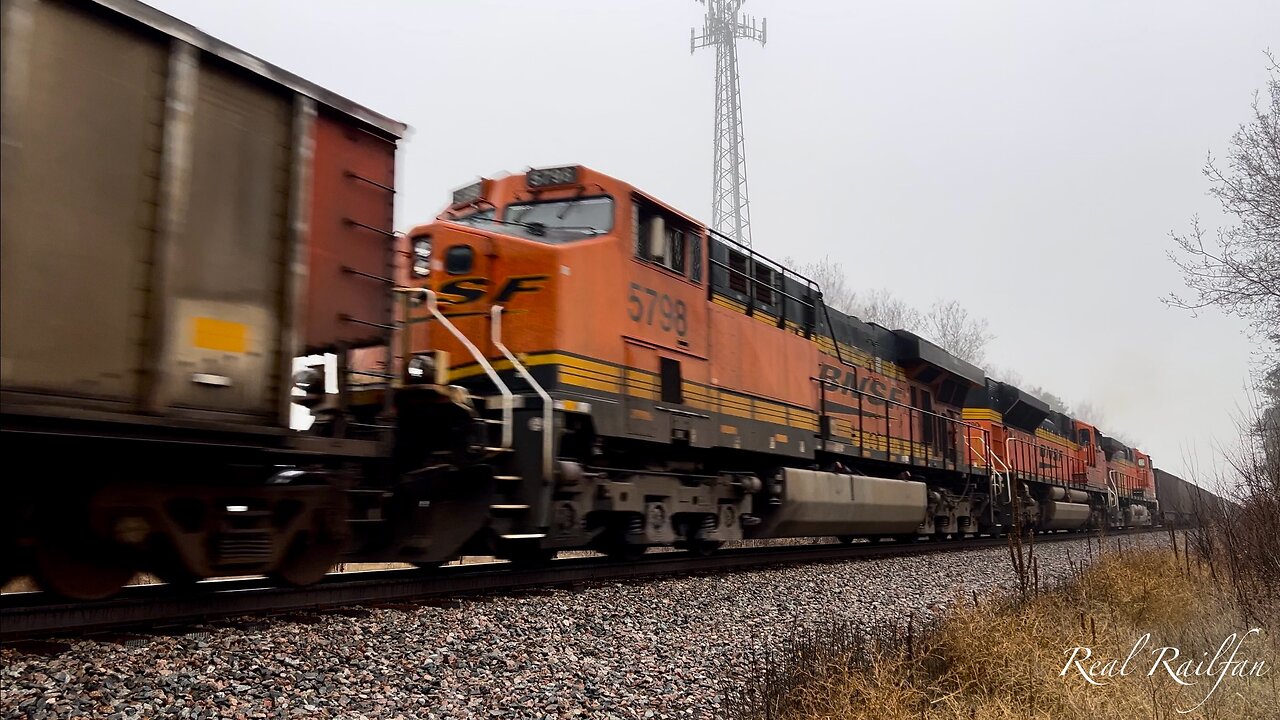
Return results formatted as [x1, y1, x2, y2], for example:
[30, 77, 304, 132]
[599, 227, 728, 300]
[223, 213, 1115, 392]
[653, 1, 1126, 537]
[390, 164, 1159, 560]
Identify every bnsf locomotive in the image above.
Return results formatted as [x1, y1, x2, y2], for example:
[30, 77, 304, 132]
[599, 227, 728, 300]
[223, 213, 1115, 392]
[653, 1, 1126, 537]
[1, 0, 1159, 601]
[374, 163, 1161, 564]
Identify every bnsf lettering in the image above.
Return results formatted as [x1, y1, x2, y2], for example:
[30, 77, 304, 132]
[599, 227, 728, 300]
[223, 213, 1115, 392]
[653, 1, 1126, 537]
[438, 275, 549, 305]
[818, 363, 905, 406]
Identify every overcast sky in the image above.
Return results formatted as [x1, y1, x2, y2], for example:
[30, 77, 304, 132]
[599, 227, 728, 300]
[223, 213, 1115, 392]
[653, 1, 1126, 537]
[148, 0, 1276, 482]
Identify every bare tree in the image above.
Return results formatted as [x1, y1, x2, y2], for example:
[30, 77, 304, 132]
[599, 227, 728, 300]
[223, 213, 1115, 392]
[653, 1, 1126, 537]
[788, 255, 858, 315]
[1069, 399, 1104, 426]
[851, 288, 924, 331]
[1023, 385, 1070, 414]
[988, 366, 1023, 387]
[1260, 365, 1280, 470]
[1168, 53, 1280, 369]
[787, 255, 995, 367]
[920, 299, 995, 366]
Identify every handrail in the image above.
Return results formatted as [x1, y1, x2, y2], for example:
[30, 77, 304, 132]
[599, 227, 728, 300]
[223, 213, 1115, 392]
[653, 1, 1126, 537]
[706, 225, 822, 291]
[970, 432, 1012, 505]
[490, 305, 553, 482]
[706, 256, 818, 309]
[421, 289, 513, 448]
[1005, 435, 1088, 487]
[811, 377, 983, 431]
[812, 376, 988, 471]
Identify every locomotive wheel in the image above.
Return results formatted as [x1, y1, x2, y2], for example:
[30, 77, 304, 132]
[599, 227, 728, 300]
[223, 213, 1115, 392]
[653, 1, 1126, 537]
[31, 534, 134, 601]
[684, 540, 721, 558]
[504, 542, 556, 566]
[603, 542, 647, 562]
[272, 530, 342, 587]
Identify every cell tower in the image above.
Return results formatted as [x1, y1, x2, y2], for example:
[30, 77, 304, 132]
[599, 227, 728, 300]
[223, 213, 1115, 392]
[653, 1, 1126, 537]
[691, 0, 767, 247]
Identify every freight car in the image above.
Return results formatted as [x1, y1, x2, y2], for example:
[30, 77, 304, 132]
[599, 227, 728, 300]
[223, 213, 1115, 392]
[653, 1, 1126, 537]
[0, 0, 489, 598]
[1154, 468, 1221, 527]
[390, 164, 1163, 563]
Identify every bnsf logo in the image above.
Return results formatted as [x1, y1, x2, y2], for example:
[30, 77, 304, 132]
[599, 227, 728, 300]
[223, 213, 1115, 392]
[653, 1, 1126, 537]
[438, 275, 550, 305]
[818, 362, 907, 407]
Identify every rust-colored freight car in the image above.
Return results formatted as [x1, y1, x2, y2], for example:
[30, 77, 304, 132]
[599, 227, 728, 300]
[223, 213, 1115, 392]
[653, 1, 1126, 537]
[0, 0, 406, 597]
[1, 0, 403, 422]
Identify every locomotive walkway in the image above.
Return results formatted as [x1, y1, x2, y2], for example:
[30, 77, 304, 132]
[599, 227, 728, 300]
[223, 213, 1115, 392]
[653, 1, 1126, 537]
[0, 529, 1156, 641]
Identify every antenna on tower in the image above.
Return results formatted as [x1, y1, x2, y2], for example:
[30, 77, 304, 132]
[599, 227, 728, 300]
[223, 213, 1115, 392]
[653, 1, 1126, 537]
[691, 0, 767, 247]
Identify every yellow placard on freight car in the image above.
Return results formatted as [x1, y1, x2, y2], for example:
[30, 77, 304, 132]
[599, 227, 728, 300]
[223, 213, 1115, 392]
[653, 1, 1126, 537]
[192, 317, 248, 353]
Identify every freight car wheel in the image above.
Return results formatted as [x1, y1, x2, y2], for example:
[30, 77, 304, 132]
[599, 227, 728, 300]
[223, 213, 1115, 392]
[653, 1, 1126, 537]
[31, 534, 134, 601]
[272, 530, 343, 587]
[502, 541, 556, 566]
[149, 544, 202, 589]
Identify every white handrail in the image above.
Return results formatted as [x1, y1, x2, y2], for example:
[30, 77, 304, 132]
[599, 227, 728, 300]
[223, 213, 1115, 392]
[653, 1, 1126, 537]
[965, 430, 1013, 510]
[423, 289, 513, 448]
[490, 305, 553, 483]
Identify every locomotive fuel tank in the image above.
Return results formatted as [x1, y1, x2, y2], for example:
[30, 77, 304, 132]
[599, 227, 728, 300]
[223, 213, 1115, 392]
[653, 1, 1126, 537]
[750, 468, 929, 538]
[1048, 487, 1089, 503]
[1040, 501, 1091, 531]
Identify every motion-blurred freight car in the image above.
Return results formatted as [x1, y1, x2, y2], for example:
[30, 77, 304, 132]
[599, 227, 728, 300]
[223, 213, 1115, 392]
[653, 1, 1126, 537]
[1153, 469, 1222, 528]
[0, 0, 414, 597]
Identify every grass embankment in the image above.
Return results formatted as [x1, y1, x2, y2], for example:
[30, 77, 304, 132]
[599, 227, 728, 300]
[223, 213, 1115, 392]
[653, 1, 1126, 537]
[730, 543, 1279, 719]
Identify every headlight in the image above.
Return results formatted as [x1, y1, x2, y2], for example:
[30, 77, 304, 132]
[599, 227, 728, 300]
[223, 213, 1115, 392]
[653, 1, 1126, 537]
[293, 366, 323, 393]
[412, 237, 431, 277]
[292, 366, 326, 407]
[406, 354, 435, 383]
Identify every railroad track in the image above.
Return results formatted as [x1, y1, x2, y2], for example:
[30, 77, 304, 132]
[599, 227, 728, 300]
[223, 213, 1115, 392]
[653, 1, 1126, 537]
[0, 529, 1158, 641]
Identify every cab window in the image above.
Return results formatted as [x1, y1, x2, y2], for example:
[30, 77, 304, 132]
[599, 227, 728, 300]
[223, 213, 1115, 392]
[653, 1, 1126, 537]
[634, 197, 699, 280]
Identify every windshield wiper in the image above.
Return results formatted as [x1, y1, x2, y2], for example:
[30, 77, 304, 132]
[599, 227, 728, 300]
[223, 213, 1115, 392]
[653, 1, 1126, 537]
[456, 215, 599, 237]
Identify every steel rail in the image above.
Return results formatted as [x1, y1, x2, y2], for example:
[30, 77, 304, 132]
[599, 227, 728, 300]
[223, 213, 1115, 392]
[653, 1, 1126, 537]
[0, 529, 1159, 641]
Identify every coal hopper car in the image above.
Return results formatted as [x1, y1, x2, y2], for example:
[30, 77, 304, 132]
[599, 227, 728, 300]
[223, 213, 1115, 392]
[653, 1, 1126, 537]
[0, 0, 488, 599]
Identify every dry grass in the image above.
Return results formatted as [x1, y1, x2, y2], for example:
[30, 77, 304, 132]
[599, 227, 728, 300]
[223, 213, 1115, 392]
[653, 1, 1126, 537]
[729, 544, 1279, 720]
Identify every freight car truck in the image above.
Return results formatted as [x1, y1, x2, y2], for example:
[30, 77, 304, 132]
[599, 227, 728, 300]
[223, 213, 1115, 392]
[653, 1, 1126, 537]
[0, 0, 485, 598]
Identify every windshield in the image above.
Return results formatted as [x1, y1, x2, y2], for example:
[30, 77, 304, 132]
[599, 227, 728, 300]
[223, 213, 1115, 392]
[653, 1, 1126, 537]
[499, 196, 614, 243]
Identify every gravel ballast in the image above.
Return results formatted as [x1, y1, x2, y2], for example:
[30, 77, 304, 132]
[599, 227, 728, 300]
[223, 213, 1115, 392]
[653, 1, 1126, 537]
[1, 533, 1163, 720]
